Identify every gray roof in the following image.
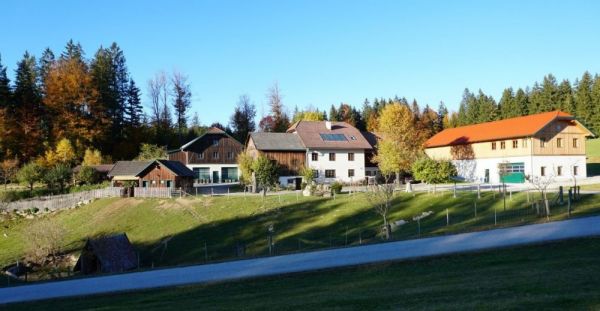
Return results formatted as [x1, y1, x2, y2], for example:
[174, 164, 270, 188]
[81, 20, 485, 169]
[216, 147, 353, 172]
[157, 160, 195, 177]
[250, 132, 306, 151]
[108, 160, 194, 177]
[75, 233, 138, 273]
[108, 161, 152, 177]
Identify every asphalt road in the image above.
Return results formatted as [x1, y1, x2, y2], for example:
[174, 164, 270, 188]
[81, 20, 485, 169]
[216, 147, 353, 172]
[2, 215, 600, 305]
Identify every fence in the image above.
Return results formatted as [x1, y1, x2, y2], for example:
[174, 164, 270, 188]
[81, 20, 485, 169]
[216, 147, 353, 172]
[133, 187, 172, 198]
[0, 187, 122, 213]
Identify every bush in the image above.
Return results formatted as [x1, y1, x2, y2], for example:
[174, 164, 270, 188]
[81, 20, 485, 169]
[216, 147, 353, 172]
[76, 166, 99, 185]
[331, 181, 343, 194]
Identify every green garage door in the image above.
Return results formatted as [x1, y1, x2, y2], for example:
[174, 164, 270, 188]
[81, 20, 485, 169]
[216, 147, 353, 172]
[499, 162, 525, 183]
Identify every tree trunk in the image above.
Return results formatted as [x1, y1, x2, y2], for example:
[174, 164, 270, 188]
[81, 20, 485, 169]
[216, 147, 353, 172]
[383, 215, 390, 240]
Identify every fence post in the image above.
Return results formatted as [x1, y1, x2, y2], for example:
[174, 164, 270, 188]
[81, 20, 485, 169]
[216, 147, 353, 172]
[494, 205, 497, 226]
[477, 183, 481, 199]
[474, 201, 477, 218]
[567, 190, 572, 217]
[446, 208, 449, 226]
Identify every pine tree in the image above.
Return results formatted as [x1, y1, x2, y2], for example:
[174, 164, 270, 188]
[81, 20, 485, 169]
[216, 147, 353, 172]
[61, 39, 84, 62]
[125, 79, 143, 127]
[476, 90, 498, 123]
[539, 74, 559, 112]
[0, 55, 13, 159]
[14, 52, 44, 160]
[38, 48, 55, 93]
[590, 75, 600, 134]
[575, 72, 594, 127]
[329, 104, 338, 121]
[499, 88, 519, 119]
[557, 80, 575, 114]
[515, 88, 529, 116]
[230, 94, 257, 142]
[171, 71, 192, 142]
[435, 102, 448, 133]
[528, 82, 543, 114]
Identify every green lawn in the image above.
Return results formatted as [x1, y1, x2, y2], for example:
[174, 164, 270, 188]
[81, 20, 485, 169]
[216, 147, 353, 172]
[2, 189, 599, 273]
[6, 237, 600, 310]
[587, 138, 600, 176]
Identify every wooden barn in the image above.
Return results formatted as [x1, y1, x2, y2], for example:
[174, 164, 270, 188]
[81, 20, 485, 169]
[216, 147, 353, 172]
[107, 159, 194, 188]
[74, 233, 138, 275]
[168, 127, 244, 184]
[246, 132, 307, 189]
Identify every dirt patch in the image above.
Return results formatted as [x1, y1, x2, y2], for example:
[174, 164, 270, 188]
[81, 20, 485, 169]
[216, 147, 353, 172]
[153, 198, 207, 222]
[90, 198, 142, 225]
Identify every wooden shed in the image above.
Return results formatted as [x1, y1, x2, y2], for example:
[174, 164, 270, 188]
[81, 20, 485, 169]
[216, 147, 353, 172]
[108, 159, 194, 189]
[74, 233, 138, 275]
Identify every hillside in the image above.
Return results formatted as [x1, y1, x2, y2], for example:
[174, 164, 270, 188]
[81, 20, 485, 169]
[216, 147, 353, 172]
[2, 190, 600, 271]
[6, 237, 600, 310]
[587, 138, 600, 176]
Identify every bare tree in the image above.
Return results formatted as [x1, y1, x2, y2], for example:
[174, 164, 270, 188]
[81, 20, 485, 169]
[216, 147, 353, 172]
[147, 71, 167, 128]
[266, 82, 289, 132]
[365, 177, 396, 240]
[527, 173, 555, 220]
[24, 218, 66, 265]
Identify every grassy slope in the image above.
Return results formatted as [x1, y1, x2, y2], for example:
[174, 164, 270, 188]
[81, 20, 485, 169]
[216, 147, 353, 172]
[2, 190, 600, 269]
[587, 138, 600, 176]
[6, 237, 600, 310]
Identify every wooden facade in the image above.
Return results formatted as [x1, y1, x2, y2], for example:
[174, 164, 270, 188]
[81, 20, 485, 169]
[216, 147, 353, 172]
[112, 162, 193, 188]
[169, 133, 243, 165]
[246, 138, 306, 176]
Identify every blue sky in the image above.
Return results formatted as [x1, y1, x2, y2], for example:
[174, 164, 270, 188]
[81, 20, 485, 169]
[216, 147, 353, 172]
[2, 0, 600, 125]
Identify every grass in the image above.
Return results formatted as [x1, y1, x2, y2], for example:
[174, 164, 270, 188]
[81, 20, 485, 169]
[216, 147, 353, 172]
[5, 237, 600, 310]
[587, 138, 600, 176]
[2, 188, 600, 272]
[0, 182, 109, 203]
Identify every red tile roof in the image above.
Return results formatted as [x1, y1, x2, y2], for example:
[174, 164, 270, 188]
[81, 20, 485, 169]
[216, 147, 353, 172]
[425, 111, 579, 148]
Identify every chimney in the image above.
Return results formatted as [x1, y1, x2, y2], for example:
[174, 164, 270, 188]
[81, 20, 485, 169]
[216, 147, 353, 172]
[325, 121, 332, 130]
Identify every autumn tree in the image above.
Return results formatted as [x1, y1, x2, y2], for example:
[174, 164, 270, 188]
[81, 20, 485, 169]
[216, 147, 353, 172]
[374, 103, 422, 183]
[136, 143, 167, 160]
[44, 138, 77, 167]
[412, 157, 457, 193]
[82, 148, 103, 166]
[44, 53, 106, 153]
[236, 151, 254, 186]
[0, 158, 19, 188]
[0, 55, 12, 159]
[230, 94, 256, 142]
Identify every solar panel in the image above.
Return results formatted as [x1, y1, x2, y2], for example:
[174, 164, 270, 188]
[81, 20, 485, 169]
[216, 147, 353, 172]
[320, 133, 347, 141]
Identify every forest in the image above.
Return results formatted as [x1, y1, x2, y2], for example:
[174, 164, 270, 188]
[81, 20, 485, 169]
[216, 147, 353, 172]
[1, 40, 600, 168]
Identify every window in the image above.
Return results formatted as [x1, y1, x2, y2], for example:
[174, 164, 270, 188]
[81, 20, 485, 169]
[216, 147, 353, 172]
[227, 151, 233, 159]
[212, 139, 219, 146]
[499, 162, 525, 173]
[573, 166, 579, 176]
[199, 152, 205, 160]
[540, 138, 546, 148]
[557, 166, 563, 176]
[325, 170, 336, 178]
[573, 138, 579, 148]
[311, 153, 318, 161]
[348, 169, 355, 177]
[522, 138, 528, 148]
[350, 136, 357, 140]
[348, 153, 354, 161]
[212, 152, 219, 159]
[557, 138, 563, 148]
[312, 170, 319, 178]
[320, 133, 347, 141]
[541, 166, 546, 176]
[512, 140, 518, 148]
[500, 141, 506, 149]
[491, 142, 497, 150]
[329, 153, 336, 161]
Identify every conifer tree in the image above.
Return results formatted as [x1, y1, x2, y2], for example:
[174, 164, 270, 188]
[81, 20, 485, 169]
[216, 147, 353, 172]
[575, 72, 594, 127]
[230, 94, 256, 142]
[14, 52, 44, 160]
[126, 79, 143, 127]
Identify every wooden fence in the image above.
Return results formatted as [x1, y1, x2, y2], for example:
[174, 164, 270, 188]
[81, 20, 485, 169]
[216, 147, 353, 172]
[133, 187, 172, 198]
[0, 187, 123, 213]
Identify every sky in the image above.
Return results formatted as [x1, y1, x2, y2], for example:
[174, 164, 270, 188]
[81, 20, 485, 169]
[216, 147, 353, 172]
[2, 0, 600, 125]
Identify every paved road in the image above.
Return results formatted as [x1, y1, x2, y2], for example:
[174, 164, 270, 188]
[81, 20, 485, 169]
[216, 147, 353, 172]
[2, 216, 600, 305]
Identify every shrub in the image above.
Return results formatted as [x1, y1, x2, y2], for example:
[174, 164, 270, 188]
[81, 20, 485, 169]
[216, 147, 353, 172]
[331, 181, 343, 194]
[76, 166, 99, 185]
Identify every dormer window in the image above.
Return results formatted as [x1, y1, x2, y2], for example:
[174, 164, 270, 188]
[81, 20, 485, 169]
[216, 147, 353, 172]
[213, 139, 219, 146]
[350, 136, 356, 140]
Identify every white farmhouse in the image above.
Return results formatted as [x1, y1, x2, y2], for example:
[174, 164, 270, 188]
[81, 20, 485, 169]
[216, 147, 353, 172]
[424, 111, 594, 184]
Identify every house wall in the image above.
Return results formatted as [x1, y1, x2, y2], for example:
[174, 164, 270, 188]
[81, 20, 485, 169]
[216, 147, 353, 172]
[246, 137, 306, 176]
[451, 155, 587, 184]
[186, 163, 240, 184]
[532, 120, 587, 155]
[307, 149, 366, 183]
